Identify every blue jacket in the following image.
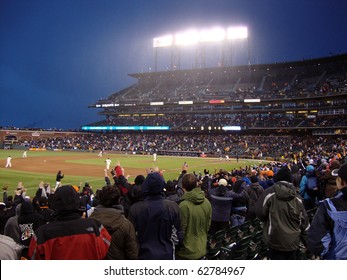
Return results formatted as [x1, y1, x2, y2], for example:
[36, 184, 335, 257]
[127, 172, 183, 260]
[208, 185, 233, 222]
[307, 187, 347, 259]
[299, 165, 316, 200]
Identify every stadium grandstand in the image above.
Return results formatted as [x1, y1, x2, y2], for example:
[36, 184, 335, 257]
[86, 53, 347, 137]
[1, 54, 346, 160]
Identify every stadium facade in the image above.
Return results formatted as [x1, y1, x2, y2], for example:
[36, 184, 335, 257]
[86, 53, 347, 136]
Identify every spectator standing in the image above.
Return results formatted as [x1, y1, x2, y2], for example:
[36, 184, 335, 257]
[207, 178, 233, 234]
[4, 204, 21, 244]
[164, 180, 184, 203]
[246, 175, 264, 220]
[0, 203, 10, 235]
[258, 171, 268, 190]
[0, 235, 23, 260]
[128, 174, 145, 205]
[37, 197, 54, 224]
[17, 200, 44, 259]
[1, 186, 17, 235]
[28, 185, 111, 260]
[110, 162, 132, 216]
[318, 160, 340, 198]
[264, 170, 275, 189]
[79, 184, 92, 218]
[201, 169, 212, 194]
[230, 179, 249, 226]
[176, 173, 212, 260]
[291, 164, 302, 193]
[89, 185, 138, 259]
[128, 172, 183, 260]
[299, 165, 318, 210]
[307, 163, 347, 259]
[255, 166, 309, 260]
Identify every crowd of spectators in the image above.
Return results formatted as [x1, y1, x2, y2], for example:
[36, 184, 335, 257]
[102, 62, 347, 105]
[92, 112, 347, 130]
[16, 132, 346, 161]
[1, 152, 346, 260]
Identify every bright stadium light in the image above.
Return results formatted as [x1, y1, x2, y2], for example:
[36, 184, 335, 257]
[175, 29, 199, 46]
[153, 25, 249, 70]
[227, 26, 248, 40]
[222, 126, 242, 131]
[153, 26, 248, 48]
[153, 35, 173, 48]
[199, 27, 226, 42]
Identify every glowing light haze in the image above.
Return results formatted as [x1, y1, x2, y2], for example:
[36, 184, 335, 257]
[153, 26, 247, 47]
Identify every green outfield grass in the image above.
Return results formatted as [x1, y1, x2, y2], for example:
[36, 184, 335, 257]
[0, 149, 265, 198]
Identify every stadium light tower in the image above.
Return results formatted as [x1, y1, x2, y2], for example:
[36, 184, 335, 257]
[153, 26, 248, 71]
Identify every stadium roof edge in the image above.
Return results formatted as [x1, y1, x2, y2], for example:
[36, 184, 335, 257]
[128, 52, 347, 78]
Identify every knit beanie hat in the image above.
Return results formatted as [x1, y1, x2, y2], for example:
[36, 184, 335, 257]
[142, 172, 165, 195]
[273, 166, 293, 183]
[20, 201, 34, 215]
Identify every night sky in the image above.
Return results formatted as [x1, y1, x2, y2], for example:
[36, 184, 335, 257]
[1, 0, 347, 129]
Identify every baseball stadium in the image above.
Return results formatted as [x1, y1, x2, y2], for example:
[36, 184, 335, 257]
[1, 26, 347, 263]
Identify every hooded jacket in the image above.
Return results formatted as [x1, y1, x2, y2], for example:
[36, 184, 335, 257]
[28, 186, 111, 260]
[246, 182, 264, 219]
[4, 204, 21, 244]
[318, 169, 339, 198]
[176, 187, 212, 260]
[307, 187, 347, 259]
[89, 205, 138, 259]
[255, 181, 309, 251]
[128, 172, 183, 260]
[299, 165, 317, 200]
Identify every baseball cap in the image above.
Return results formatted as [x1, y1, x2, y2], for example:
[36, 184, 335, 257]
[218, 179, 228, 187]
[332, 163, 347, 182]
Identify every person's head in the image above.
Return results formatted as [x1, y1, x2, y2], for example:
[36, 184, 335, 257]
[291, 164, 299, 174]
[250, 175, 258, 184]
[273, 166, 293, 183]
[218, 178, 228, 187]
[20, 200, 34, 215]
[182, 173, 198, 192]
[330, 160, 340, 171]
[5, 195, 14, 208]
[165, 180, 177, 195]
[216, 185, 227, 196]
[266, 170, 274, 178]
[39, 197, 49, 207]
[141, 172, 166, 195]
[232, 179, 246, 193]
[134, 174, 145, 186]
[332, 163, 347, 189]
[306, 164, 315, 172]
[98, 185, 121, 207]
[51, 185, 84, 216]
